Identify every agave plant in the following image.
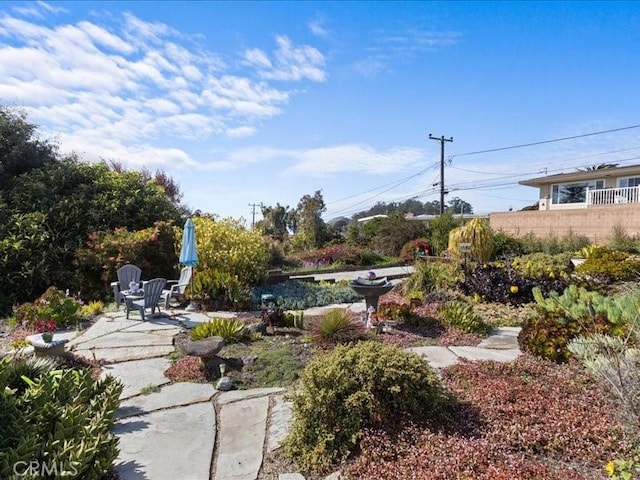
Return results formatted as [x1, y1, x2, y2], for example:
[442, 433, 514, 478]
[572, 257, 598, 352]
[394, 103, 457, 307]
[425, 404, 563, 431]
[191, 318, 248, 343]
[0, 355, 59, 394]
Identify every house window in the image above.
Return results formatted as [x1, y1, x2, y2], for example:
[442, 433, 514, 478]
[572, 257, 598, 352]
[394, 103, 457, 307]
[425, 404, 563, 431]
[551, 180, 604, 204]
[618, 177, 640, 188]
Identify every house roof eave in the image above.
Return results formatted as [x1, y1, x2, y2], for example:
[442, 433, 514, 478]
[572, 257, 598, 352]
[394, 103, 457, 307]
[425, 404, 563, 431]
[519, 164, 640, 188]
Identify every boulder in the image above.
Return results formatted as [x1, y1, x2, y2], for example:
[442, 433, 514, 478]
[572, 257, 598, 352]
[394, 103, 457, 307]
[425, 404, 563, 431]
[242, 355, 258, 366]
[178, 337, 225, 358]
[247, 322, 266, 335]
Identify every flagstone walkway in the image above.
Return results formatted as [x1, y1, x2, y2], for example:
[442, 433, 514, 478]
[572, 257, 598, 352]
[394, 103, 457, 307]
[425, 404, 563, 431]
[64, 306, 521, 480]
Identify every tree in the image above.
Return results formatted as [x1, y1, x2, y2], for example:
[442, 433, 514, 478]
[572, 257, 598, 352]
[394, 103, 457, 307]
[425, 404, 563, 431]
[0, 107, 185, 313]
[446, 197, 473, 215]
[293, 190, 328, 249]
[428, 213, 461, 255]
[579, 163, 619, 171]
[423, 200, 442, 215]
[0, 107, 58, 191]
[368, 213, 428, 256]
[259, 203, 293, 237]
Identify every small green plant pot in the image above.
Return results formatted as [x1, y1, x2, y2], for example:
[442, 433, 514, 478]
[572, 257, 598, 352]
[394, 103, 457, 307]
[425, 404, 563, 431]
[41, 332, 54, 343]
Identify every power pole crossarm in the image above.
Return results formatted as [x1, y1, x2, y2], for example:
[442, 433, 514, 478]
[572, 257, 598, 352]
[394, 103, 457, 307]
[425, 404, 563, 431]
[429, 133, 453, 215]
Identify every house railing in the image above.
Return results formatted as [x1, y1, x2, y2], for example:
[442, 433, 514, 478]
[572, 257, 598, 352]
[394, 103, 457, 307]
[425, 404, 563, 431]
[586, 186, 640, 206]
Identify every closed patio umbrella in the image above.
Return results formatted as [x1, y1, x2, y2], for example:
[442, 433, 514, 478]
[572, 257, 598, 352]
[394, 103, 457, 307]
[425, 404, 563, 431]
[179, 218, 198, 310]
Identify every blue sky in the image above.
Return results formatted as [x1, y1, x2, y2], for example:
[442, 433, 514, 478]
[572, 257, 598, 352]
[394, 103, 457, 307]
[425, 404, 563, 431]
[1, 1, 639, 222]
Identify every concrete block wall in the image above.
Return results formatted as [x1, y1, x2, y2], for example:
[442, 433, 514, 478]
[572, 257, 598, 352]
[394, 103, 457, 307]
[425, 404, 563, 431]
[489, 204, 640, 244]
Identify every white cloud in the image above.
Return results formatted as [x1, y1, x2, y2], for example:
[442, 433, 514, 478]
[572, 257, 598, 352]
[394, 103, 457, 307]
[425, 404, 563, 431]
[0, 10, 326, 171]
[244, 35, 327, 82]
[37, 1, 68, 14]
[122, 12, 175, 45]
[199, 143, 425, 176]
[355, 27, 461, 77]
[354, 57, 389, 78]
[288, 144, 425, 175]
[226, 126, 257, 138]
[378, 29, 461, 54]
[77, 21, 134, 53]
[12, 1, 68, 19]
[309, 19, 329, 37]
[243, 48, 272, 69]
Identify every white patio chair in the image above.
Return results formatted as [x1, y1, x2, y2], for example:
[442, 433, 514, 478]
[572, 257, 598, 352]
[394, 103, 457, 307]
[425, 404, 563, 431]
[161, 266, 192, 309]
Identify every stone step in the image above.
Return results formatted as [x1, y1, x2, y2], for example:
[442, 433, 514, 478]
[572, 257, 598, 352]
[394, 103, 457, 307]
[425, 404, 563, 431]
[215, 395, 270, 480]
[113, 402, 216, 480]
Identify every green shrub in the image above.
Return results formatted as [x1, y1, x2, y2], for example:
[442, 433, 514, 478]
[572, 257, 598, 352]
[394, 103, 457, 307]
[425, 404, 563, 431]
[511, 252, 572, 280]
[437, 300, 491, 335]
[13, 287, 81, 329]
[310, 309, 366, 347]
[519, 231, 591, 255]
[491, 231, 525, 259]
[608, 224, 640, 254]
[80, 300, 105, 318]
[75, 221, 179, 302]
[193, 269, 252, 311]
[283, 341, 449, 473]
[191, 318, 248, 343]
[518, 285, 635, 363]
[378, 301, 414, 323]
[294, 244, 384, 268]
[427, 213, 460, 255]
[402, 260, 461, 295]
[575, 248, 640, 284]
[194, 216, 270, 287]
[0, 358, 123, 479]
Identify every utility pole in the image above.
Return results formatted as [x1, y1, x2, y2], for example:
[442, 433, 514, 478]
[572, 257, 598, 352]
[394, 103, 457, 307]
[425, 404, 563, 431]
[429, 134, 453, 215]
[248, 203, 262, 229]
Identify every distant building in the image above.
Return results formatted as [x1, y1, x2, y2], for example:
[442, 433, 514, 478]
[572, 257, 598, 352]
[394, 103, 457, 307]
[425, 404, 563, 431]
[356, 214, 389, 223]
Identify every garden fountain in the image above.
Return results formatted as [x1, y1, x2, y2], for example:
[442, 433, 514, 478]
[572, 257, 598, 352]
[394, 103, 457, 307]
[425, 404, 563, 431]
[349, 273, 394, 313]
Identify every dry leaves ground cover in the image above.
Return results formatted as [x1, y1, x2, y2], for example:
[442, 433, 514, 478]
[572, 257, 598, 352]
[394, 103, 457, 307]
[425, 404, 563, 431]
[347, 355, 630, 480]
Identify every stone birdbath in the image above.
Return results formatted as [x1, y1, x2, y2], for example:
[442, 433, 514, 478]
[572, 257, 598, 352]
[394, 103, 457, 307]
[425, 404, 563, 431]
[26, 331, 75, 357]
[178, 336, 233, 390]
[349, 275, 394, 313]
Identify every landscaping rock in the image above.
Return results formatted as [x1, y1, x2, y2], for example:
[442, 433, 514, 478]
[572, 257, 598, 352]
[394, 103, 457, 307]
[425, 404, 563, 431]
[178, 336, 225, 358]
[242, 355, 258, 365]
[247, 322, 266, 335]
[216, 376, 233, 391]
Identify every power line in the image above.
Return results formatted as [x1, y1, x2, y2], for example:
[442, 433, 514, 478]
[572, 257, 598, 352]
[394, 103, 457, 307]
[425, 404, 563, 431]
[452, 124, 640, 158]
[324, 126, 640, 219]
[327, 164, 438, 216]
[326, 163, 437, 206]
